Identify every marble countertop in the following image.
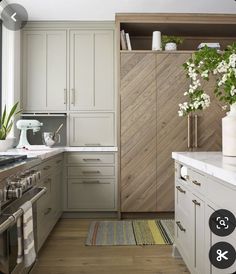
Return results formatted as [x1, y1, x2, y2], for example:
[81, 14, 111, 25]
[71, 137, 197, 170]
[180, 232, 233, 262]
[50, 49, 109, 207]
[172, 151, 236, 187]
[1, 146, 118, 160]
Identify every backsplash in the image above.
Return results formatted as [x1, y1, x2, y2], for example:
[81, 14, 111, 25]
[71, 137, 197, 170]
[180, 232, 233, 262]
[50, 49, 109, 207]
[18, 116, 67, 147]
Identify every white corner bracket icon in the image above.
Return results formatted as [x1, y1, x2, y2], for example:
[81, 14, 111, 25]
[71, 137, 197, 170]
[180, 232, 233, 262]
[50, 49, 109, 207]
[11, 12, 17, 22]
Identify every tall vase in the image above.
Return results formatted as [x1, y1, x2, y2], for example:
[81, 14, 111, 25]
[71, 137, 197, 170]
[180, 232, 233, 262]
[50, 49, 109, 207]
[222, 103, 236, 156]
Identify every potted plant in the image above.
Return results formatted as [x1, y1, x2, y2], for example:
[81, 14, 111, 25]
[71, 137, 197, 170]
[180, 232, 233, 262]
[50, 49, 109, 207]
[162, 35, 184, 51]
[178, 43, 236, 156]
[0, 102, 22, 152]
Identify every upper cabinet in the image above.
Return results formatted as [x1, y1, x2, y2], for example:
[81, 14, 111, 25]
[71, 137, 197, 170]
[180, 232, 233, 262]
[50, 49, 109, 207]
[69, 30, 114, 111]
[22, 25, 115, 112]
[22, 30, 67, 111]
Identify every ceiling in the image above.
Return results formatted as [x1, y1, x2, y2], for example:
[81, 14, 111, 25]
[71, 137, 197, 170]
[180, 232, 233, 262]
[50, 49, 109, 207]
[4, 0, 236, 21]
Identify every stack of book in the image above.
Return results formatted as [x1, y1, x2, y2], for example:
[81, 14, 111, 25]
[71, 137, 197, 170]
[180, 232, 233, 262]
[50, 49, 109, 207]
[120, 30, 132, 50]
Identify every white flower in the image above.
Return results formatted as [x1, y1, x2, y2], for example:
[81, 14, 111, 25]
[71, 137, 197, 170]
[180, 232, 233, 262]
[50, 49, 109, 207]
[230, 85, 236, 96]
[201, 70, 209, 78]
[229, 54, 236, 68]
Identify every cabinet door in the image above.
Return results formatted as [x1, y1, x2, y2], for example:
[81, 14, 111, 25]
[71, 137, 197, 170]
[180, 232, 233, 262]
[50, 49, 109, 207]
[23, 30, 67, 111]
[120, 53, 157, 212]
[69, 30, 114, 111]
[192, 194, 205, 274]
[193, 75, 224, 151]
[69, 113, 115, 146]
[156, 53, 191, 211]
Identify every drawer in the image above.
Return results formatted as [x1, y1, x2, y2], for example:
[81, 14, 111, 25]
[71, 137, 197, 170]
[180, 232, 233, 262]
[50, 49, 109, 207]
[68, 166, 115, 177]
[69, 113, 115, 146]
[188, 168, 206, 194]
[68, 179, 116, 210]
[67, 153, 115, 165]
[39, 155, 63, 179]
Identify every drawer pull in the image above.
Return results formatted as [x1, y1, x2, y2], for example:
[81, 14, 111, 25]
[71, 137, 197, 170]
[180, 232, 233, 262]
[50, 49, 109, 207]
[82, 171, 100, 174]
[44, 208, 52, 216]
[83, 158, 101, 162]
[43, 166, 51, 171]
[56, 160, 62, 164]
[82, 180, 101, 184]
[85, 143, 101, 146]
[192, 199, 201, 206]
[192, 180, 201, 186]
[176, 221, 186, 232]
[176, 186, 186, 194]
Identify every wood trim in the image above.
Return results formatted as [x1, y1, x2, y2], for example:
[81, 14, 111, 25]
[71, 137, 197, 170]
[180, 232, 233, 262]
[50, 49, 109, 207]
[116, 13, 236, 24]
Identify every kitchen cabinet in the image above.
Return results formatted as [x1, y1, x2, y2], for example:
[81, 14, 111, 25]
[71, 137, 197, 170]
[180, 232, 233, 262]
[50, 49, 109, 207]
[174, 160, 236, 274]
[65, 152, 117, 211]
[120, 52, 223, 213]
[22, 30, 67, 111]
[36, 155, 63, 251]
[69, 113, 115, 146]
[69, 30, 114, 111]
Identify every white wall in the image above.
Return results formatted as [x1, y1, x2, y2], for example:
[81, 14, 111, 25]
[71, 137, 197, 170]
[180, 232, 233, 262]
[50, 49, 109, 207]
[6, 0, 236, 21]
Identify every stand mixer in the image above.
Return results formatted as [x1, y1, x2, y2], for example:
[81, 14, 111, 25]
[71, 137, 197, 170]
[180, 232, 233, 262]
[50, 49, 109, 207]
[16, 120, 43, 148]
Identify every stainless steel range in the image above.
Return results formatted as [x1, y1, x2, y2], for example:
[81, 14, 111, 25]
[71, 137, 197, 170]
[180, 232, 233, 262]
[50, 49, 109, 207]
[0, 155, 46, 274]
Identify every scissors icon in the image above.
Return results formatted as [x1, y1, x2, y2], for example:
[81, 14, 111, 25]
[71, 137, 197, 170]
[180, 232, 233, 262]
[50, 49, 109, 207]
[216, 249, 229, 262]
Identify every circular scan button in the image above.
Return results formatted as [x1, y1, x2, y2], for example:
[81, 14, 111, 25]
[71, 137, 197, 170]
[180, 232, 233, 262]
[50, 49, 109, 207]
[1, 4, 28, 31]
[209, 242, 236, 270]
[209, 209, 236, 237]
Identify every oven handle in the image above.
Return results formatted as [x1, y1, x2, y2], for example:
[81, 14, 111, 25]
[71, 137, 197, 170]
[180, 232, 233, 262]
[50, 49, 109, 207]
[0, 187, 47, 234]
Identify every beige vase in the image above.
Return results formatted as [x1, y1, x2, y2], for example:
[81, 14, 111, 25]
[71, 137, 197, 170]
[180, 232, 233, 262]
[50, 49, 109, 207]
[222, 103, 236, 156]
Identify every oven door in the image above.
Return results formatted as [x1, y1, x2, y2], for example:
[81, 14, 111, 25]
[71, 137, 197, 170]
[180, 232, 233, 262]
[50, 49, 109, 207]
[0, 187, 46, 274]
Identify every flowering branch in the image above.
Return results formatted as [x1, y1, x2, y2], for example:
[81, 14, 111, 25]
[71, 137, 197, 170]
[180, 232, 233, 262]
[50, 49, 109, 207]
[178, 43, 236, 116]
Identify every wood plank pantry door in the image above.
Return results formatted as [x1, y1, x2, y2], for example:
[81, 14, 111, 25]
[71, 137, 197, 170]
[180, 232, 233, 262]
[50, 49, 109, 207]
[120, 53, 157, 212]
[156, 53, 191, 211]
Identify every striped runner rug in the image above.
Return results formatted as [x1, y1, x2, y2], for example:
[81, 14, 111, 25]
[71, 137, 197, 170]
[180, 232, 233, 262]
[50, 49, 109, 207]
[85, 219, 174, 246]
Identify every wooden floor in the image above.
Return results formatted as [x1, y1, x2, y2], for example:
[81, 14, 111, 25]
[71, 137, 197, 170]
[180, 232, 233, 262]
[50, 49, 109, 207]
[32, 219, 189, 274]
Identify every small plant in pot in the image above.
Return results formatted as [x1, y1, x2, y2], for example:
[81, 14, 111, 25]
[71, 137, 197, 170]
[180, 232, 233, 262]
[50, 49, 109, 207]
[162, 35, 184, 51]
[0, 102, 22, 152]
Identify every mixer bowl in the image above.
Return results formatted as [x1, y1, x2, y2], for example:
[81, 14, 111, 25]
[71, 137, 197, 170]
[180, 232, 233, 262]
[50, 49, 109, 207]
[42, 132, 60, 147]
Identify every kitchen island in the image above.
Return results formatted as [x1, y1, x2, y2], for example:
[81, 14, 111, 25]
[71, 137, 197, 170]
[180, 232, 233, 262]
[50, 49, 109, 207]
[172, 152, 236, 274]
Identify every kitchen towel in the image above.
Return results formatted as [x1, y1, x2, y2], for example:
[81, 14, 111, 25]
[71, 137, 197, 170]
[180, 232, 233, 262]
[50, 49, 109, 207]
[17, 201, 36, 267]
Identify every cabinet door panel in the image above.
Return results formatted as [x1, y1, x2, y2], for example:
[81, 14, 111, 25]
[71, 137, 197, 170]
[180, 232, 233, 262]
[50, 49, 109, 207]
[69, 113, 115, 146]
[23, 31, 47, 110]
[120, 53, 157, 212]
[156, 53, 191, 211]
[193, 76, 224, 151]
[46, 31, 67, 110]
[70, 31, 94, 110]
[94, 31, 114, 110]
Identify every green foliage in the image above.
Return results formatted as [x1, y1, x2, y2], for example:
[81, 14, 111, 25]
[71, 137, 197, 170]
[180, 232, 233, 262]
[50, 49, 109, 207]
[0, 103, 22, 140]
[162, 35, 184, 47]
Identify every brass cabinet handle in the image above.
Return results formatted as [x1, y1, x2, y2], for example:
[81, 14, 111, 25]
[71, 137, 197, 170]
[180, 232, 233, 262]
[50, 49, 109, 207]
[44, 208, 52, 216]
[176, 186, 186, 194]
[82, 171, 101, 174]
[187, 115, 191, 149]
[64, 89, 67, 104]
[71, 88, 75, 105]
[176, 221, 186, 232]
[83, 158, 101, 162]
[192, 180, 201, 186]
[194, 115, 198, 148]
[192, 199, 201, 206]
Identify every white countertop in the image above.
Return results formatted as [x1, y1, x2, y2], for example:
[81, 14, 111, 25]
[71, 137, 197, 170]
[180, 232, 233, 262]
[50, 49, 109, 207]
[1, 146, 118, 160]
[172, 151, 236, 187]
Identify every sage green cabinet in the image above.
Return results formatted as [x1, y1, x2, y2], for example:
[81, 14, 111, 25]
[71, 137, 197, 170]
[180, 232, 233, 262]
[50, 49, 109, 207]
[69, 30, 114, 111]
[22, 30, 67, 111]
